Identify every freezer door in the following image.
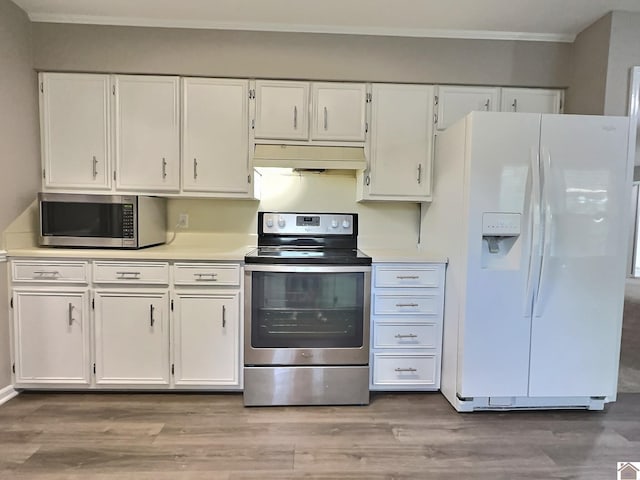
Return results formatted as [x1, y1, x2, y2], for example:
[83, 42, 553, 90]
[459, 112, 540, 397]
[529, 114, 631, 398]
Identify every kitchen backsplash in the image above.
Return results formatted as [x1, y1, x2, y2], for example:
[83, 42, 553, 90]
[168, 169, 420, 249]
[3, 169, 421, 250]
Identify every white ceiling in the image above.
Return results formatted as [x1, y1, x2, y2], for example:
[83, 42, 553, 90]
[11, 0, 640, 43]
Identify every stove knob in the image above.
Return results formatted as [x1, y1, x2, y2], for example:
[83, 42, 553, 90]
[265, 217, 274, 228]
[342, 219, 351, 229]
[278, 216, 286, 228]
[331, 219, 339, 228]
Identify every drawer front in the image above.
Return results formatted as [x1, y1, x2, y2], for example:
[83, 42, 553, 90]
[375, 265, 442, 288]
[374, 294, 440, 315]
[12, 260, 89, 283]
[374, 323, 438, 349]
[373, 354, 437, 386]
[93, 262, 169, 284]
[173, 263, 240, 286]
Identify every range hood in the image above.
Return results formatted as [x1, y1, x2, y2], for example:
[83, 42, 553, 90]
[252, 144, 366, 170]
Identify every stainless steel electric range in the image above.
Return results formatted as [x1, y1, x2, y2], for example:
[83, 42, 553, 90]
[243, 212, 372, 406]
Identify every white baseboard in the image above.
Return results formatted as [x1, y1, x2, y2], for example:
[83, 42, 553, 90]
[0, 385, 19, 406]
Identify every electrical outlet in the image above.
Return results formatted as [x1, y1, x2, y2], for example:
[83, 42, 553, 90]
[178, 213, 189, 228]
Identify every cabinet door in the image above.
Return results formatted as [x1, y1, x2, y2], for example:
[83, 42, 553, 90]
[364, 84, 434, 201]
[254, 81, 309, 140]
[436, 85, 499, 131]
[13, 289, 90, 385]
[40, 73, 111, 190]
[500, 88, 563, 114]
[182, 78, 251, 195]
[94, 290, 169, 385]
[173, 292, 240, 387]
[114, 75, 180, 192]
[311, 83, 367, 141]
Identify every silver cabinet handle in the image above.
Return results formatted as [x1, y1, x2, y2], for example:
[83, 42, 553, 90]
[395, 367, 417, 373]
[222, 305, 226, 328]
[92, 156, 98, 179]
[149, 304, 155, 327]
[33, 270, 60, 279]
[194, 272, 218, 281]
[394, 333, 418, 339]
[397, 275, 419, 280]
[365, 175, 370, 186]
[323, 106, 328, 130]
[396, 303, 419, 307]
[512, 99, 518, 112]
[417, 164, 422, 184]
[68, 303, 74, 326]
[484, 99, 491, 110]
[293, 106, 298, 129]
[162, 158, 167, 179]
[116, 271, 141, 279]
[193, 158, 198, 180]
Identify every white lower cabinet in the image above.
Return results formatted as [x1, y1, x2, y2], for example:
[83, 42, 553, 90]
[172, 291, 240, 387]
[9, 258, 243, 391]
[13, 288, 91, 386]
[94, 290, 170, 386]
[370, 262, 445, 391]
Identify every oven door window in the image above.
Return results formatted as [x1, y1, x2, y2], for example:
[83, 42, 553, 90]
[251, 271, 365, 348]
[41, 201, 125, 238]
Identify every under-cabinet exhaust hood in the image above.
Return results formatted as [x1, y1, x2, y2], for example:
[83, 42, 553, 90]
[252, 144, 366, 170]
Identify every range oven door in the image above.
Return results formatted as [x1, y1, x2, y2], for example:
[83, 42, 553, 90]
[244, 264, 371, 366]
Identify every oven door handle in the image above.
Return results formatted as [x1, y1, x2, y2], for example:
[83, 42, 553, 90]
[244, 264, 371, 273]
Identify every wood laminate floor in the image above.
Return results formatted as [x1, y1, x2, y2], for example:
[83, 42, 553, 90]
[0, 391, 639, 480]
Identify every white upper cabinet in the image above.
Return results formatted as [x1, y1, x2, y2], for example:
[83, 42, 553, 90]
[182, 78, 251, 196]
[359, 84, 435, 202]
[500, 88, 563, 114]
[114, 75, 180, 192]
[253, 80, 367, 143]
[39, 73, 112, 190]
[436, 85, 500, 131]
[311, 83, 367, 141]
[253, 80, 309, 140]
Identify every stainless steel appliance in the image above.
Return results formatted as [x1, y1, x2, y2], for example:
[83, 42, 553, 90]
[39, 192, 167, 249]
[244, 212, 372, 406]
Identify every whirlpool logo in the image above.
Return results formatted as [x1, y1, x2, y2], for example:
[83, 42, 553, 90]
[618, 463, 640, 480]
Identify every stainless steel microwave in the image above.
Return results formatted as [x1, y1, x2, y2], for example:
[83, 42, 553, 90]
[38, 193, 167, 249]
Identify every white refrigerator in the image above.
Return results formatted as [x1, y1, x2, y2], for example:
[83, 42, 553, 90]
[421, 112, 633, 411]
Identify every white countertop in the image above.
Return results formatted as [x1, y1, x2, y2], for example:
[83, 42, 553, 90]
[6, 233, 256, 262]
[361, 248, 448, 264]
[6, 234, 447, 264]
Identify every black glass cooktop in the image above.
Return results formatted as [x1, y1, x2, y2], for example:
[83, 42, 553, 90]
[244, 247, 372, 265]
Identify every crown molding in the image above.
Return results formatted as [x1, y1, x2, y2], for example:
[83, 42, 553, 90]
[27, 13, 576, 43]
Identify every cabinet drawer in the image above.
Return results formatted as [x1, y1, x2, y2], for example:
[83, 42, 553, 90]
[12, 260, 89, 283]
[373, 354, 437, 386]
[374, 323, 438, 349]
[173, 263, 240, 286]
[374, 294, 440, 315]
[375, 265, 441, 288]
[93, 261, 169, 284]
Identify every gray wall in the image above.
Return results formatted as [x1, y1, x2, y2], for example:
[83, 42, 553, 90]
[0, 0, 41, 389]
[32, 23, 572, 87]
[604, 11, 640, 116]
[564, 13, 612, 115]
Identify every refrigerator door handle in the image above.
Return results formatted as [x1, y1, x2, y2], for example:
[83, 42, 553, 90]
[533, 148, 553, 317]
[524, 147, 542, 317]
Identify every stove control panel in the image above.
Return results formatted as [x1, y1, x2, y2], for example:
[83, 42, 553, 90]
[261, 213, 355, 235]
